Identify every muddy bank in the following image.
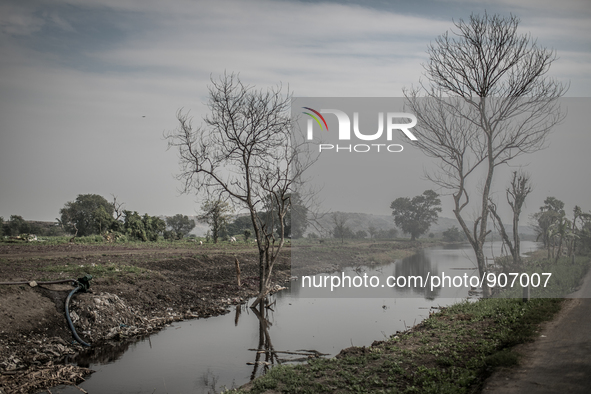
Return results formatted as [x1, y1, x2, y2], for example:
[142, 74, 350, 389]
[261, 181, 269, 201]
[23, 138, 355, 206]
[0, 243, 291, 393]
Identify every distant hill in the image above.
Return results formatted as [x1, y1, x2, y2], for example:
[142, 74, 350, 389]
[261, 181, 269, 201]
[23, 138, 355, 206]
[172, 211, 536, 239]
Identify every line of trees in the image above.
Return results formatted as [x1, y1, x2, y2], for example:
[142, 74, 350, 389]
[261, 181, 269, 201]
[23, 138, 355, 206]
[532, 197, 591, 261]
[57, 194, 195, 242]
[327, 213, 399, 242]
[0, 215, 66, 237]
[196, 193, 309, 244]
[327, 189, 444, 243]
[442, 226, 465, 243]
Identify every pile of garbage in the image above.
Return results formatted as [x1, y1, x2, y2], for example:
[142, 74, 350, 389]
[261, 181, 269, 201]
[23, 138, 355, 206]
[70, 292, 151, 343]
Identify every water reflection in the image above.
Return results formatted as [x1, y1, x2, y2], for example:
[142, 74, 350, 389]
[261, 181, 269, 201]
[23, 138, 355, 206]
[247, 298, 328, 381]
[235, 304, 241, 326]
[199, 368, 230, 394]
[294, 248, 447, 299]
[72, 337, 139, 368]
[393, 250, 440, 300]
[249, 301, 278, 380]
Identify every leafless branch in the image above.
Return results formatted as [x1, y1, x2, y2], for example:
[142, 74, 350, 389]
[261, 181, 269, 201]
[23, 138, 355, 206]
[404, 12, 566, 288]
[165, 72, 318, 307]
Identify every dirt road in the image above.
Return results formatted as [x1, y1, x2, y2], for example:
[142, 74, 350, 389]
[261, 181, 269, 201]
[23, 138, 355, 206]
[482, 268, 591, 393]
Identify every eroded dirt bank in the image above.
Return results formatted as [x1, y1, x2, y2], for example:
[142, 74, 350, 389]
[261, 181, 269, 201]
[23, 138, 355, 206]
[0, 243, 292, 393]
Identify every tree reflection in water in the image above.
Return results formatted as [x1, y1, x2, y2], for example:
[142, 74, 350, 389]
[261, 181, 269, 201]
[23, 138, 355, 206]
[393, 250, 441, 300]
[249, 299, 280, 380]
[247, 297, 327, 381]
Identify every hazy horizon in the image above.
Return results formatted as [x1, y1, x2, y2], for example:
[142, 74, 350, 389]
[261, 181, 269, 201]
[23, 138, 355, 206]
[1, 0, 590, 224]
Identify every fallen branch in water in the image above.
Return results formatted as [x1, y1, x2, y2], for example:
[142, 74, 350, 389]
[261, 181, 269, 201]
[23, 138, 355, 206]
[248, 349, 328, 357]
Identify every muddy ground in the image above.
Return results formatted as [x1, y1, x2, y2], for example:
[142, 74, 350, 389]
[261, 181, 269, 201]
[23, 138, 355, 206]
[0, 240, 417, 393]
[0, 242, 295, 393]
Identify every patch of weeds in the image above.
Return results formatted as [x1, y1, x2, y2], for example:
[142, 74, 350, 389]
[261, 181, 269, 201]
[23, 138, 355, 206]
[484, 349, 519, 368]
[250, 365, 329, 394]
[39, 261, 147, 280]
[435, 356, 454, 367]
[498, 256, 591, 298]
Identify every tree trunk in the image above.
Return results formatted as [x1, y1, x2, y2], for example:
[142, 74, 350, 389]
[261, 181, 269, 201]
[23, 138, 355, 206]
[475, 244, 491, 297]
[554, 233, 564, 264]
[252, 248, 267, 308]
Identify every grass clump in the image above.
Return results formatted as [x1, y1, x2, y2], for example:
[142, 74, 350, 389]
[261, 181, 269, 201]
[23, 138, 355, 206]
[498, 256, 591, 298]
[39, 261, 147, 279]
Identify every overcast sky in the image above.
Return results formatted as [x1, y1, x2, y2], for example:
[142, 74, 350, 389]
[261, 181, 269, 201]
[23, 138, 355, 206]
[1, 0, 590, 224]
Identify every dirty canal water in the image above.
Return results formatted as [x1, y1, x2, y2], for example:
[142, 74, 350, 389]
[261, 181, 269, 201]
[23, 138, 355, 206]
[49, 241, 539, 393]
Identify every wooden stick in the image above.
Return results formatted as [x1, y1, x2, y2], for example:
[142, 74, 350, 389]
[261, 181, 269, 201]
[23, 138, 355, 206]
[73, 385, 89, 394]
[247, 349, 328, 356]
[235, 257, 241, 287]
[247, 361, 271, 366]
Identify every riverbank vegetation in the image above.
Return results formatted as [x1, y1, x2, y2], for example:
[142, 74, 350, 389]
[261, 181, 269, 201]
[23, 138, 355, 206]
[239, 299, 562, 394]
[235, 254, 591, 394]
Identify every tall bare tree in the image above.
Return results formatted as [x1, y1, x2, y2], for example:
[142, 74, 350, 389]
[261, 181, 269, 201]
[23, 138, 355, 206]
[489, 171, 533, 266]
[404, 13, 567, 294]
[165, 72, 314, 307]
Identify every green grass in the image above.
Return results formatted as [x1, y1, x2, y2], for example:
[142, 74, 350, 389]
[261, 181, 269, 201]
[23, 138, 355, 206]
[0, 235, 240, 247]
[38, 261, 147, 279]
[497, 255, 591, 298]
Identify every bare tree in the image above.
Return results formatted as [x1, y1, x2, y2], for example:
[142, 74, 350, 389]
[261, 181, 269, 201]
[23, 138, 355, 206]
[111, 194, 125, 221]
[404, 13, 567, 294]
[165, 72, 314, 308]
[489, 171, 533, 266]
